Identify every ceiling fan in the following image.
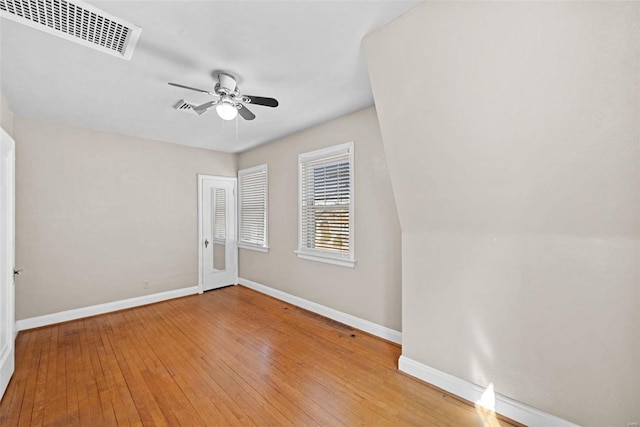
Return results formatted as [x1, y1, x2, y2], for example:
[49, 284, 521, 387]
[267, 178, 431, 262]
[168, 72, 278, 121]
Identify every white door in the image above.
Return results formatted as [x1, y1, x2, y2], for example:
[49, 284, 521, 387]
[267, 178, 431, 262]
[199, 176, 237, 292]
[0, 128, 15, 400]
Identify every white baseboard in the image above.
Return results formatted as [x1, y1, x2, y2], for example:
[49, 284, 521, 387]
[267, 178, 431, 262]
[238, 277, 402, 344]
[398, 356, 578, 427]
[15, 286, 199, 331]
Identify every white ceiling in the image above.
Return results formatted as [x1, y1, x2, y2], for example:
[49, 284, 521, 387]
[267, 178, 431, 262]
[0, 1, 420, 153]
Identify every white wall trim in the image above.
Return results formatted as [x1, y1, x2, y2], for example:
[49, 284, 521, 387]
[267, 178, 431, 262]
[398, 356, 578, 427]
[238, 277, 401, 344]
[15, 286, 199, 331]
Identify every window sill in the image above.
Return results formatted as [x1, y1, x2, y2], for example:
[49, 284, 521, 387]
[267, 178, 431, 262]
[238, 243, 269, 253]
[295, 251, 356, 268]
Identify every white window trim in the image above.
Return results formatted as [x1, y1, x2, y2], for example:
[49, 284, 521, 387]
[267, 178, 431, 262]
[238, 163, 269, 252]
[297, 141, 355, 268]
[238, 243, 269, 252]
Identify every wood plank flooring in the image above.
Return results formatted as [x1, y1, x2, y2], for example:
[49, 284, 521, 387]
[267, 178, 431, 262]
[0, 285, 521, 426]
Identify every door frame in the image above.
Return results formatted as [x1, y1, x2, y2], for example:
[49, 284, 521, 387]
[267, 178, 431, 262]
[0, 127, 15, 400]
[197, 174, 237, 294]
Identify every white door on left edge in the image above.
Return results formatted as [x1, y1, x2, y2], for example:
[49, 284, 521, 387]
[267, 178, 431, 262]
[200, 176, 237, 292]
[0, 128, 16, 401]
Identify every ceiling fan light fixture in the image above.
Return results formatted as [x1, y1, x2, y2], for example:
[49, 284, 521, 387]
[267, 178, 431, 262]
[169, 72, 277, 122]
[216, 102, 238, 121]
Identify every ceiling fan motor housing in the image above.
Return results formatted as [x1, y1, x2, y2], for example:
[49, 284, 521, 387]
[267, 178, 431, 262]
[218, 72, 237, 92]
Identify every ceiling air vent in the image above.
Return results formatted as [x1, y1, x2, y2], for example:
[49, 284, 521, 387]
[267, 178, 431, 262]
[0, 0, 141, 60]
[173, 100, 206, 116]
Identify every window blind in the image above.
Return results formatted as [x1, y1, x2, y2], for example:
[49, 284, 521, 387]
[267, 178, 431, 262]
[212, 188, 226, 242]
[299, 143, 353, 263]
[238, 164, 268, 249]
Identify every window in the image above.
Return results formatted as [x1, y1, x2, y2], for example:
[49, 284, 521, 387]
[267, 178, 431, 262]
[212, 188, 226, 243]
[238, 164, 268, 251]
[297, 142, 355, 267]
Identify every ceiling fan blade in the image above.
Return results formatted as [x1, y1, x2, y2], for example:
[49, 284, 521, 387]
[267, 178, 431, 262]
[238, 104, 256, 121]
[168, 82, 214, 95]
[244, 95, 279, 108]
[193, 100, 218, 115]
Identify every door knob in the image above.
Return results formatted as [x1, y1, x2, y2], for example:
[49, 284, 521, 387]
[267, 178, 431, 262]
[204, 239, 209, 248]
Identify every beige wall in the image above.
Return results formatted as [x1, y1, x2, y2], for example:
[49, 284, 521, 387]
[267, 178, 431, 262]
[365, 2, 639, 426]
[238, 107, 402, 331]
[14, 117, 236, 319]
[1, 92, 13, 136]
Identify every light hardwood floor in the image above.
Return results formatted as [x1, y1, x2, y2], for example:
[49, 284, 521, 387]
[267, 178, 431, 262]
[0, 285, 521, 426]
